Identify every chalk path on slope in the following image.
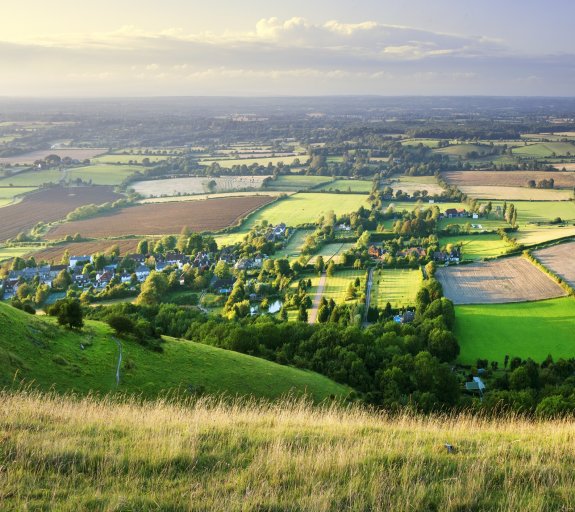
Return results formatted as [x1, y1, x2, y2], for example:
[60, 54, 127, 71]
[308, 272, 327, 324]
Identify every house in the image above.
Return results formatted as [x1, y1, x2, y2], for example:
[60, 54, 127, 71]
[125, 253, 146, 264]
[69, 255, 93, 269]
[266, 223, 287, 242]
[155, 261, 170, 272]
[96, 271, 113, 287]
[368, 245, 383, 259]
[135, 264, 151, 282]
[120, 272, 132, 284]
[444, 208, 459, 219]
[337, 223, 352, 231]
[164, 252, 189, 269]
[192, 252, 211, 269]
[465, 377, 486, 395]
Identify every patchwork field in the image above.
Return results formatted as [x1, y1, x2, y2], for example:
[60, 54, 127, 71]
[514, 226, 575, 246]
[458, 185, 573, 201]
[92, 154, 169, 164]
[436, 257, 566, 304]
[439, 234, 512, 260]
[443, 170, 575, 189]
[242, 193, 369, 230]
[0, 186, 36, 201]
[455, 298, 575, 364]
[0, 169, 64, 187]
[0, 148, 106, 165]
[513, 142, 575, 158]
[0, 245, 34, 263]
[533, 242, 575, 288]
[25, 239, 142, 263]
[131, 176, 268, 197]
[0, 186, 122, 242]
[317, 179, 373, 193]
[199, 155, 301, 168]
[46, 195, 275, 239]
[370, 268, 422, 308]
[140, 191, 289, 204]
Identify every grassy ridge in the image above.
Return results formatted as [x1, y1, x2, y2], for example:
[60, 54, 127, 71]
[3, 391, 575, 511]
[0, 303, 349, 401]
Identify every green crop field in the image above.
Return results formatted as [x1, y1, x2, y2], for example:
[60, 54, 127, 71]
[66, 164, 142, 185]
[269, 175, 332, 191]
[370, 268, 422, 309]
[241, 193, 369, 230]
[400, 138, 442, 148]
[384, 201, 463, 214]
[455, 297, 575, 364]
[317, 179, 373, 193]
[0, 186, 36, 200]
[0, 245, 33, 262]
[322, 269, 367, 304]
[0, 302, 349, 401]
[439, 234, 512, 260]
[513, 142, 575, 158]
[434, 144, 491, 157]
[0, 169, 63, 187]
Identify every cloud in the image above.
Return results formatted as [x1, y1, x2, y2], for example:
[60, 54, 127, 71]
[0, 18, 573, 96]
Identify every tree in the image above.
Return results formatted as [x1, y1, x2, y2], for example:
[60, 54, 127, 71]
[317, 304, 330, 323]
[55, 298, 83, 330]
[136, 271, 169, 306]
[52, 269, 72, 290]
[314, 255, 325, 274]
[509, 366, 531, 391]
[137, 240, 149, 255]
[326, 260, 336, 277]
[107, 315, 135, 335]
[297, 304, 308, 322]
[274, 259, 291, 277]
[214, 260, 231, 280]
[207, 180, 217, 193]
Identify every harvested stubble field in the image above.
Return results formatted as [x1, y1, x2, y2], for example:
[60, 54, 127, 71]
[26, 239, 142, 263]
[436, 257, 566, 304]
[0, 148, 106, 165]
[443, 170, 575, 189]
[46, 195, 274, 239]
[533, 242, 575, 289]
[131, 176, 268, 197]
[0, 186, 121, 242]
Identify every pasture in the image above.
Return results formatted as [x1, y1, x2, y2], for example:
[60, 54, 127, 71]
[66, 164, 141, 185]
[308, 242, 355, 264]
[533, 242, 575, 288]
[455, 297, 575, 364]
[140, 191, 289, 204]
[0, 186, 36, 200]
[0, 169, 64, 187]
[514, 225, 575, 246]
[242, 193, 369, 230]
[199, 155, 302, 168]
[0, 245, 33, 263]
[442, 170, 575, 189]
[131, 176, 268, 197]
[382, 176, 445, 196]
[370, 268, 422, 309]
[436, 257, 566, 304]
[46, 195, 274, 239]
[317, 179, 373, 193]
[0, 186, 122, 242]
[269, 175, 333, 191]
[439, 234, 512, 260]
[513, 142, 575, 158]
[322, 269, 367, 304]
[275, 229, 312, 258]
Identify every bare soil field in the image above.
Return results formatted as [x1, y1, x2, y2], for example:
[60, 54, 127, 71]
[0, 186, 121, 242]
[443, 170, 575, 189]
[436, 257, 566, 304]
[46, 195, 274, 239]
[533, 242, 575, 289]
[0, 148, 107, 165]
[27, 239, 141, 263]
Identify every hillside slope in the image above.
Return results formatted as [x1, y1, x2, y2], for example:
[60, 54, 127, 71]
[1, 391, 574, 511]
[0, 303, 349, 401]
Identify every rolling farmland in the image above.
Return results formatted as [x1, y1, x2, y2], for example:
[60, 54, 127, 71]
[0, 186, 121, 242]
[46, 195, 275, 239]
[436, 257, 566, 304]
[439, 234, 512, 260]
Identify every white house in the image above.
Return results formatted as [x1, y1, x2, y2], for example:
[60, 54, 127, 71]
[69, 255, 93, 270]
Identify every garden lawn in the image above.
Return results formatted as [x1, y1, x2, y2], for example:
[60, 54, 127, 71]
[454, 297, 575, 365]
[322, 269, 367, 304]
[370, 268, 422, 309]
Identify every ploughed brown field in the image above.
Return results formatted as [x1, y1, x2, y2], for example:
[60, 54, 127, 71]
[46, 195, 274, 239]
[533, 242, 575, 289]
[0, 148, 106, 165]
[0, 186, 121, 242]
[442, 170, 575, 189]
[27, 239, 141, 264]
[436, 257, 566, 304]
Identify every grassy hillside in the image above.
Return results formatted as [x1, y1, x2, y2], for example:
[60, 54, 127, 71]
[0, 303, 349, 401]
[2, 391, 575, 511]
[455, 297, 575, 364]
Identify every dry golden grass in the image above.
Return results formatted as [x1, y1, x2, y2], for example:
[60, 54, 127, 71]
[2, 391, 575, 511]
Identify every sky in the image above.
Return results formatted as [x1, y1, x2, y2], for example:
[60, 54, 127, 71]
[1, 0, 574, 97]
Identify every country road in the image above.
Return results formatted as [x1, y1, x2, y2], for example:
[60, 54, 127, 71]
[363, 268, 375, 326]
[308, 272, 327, 324]
[112, 337, 122, 387]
